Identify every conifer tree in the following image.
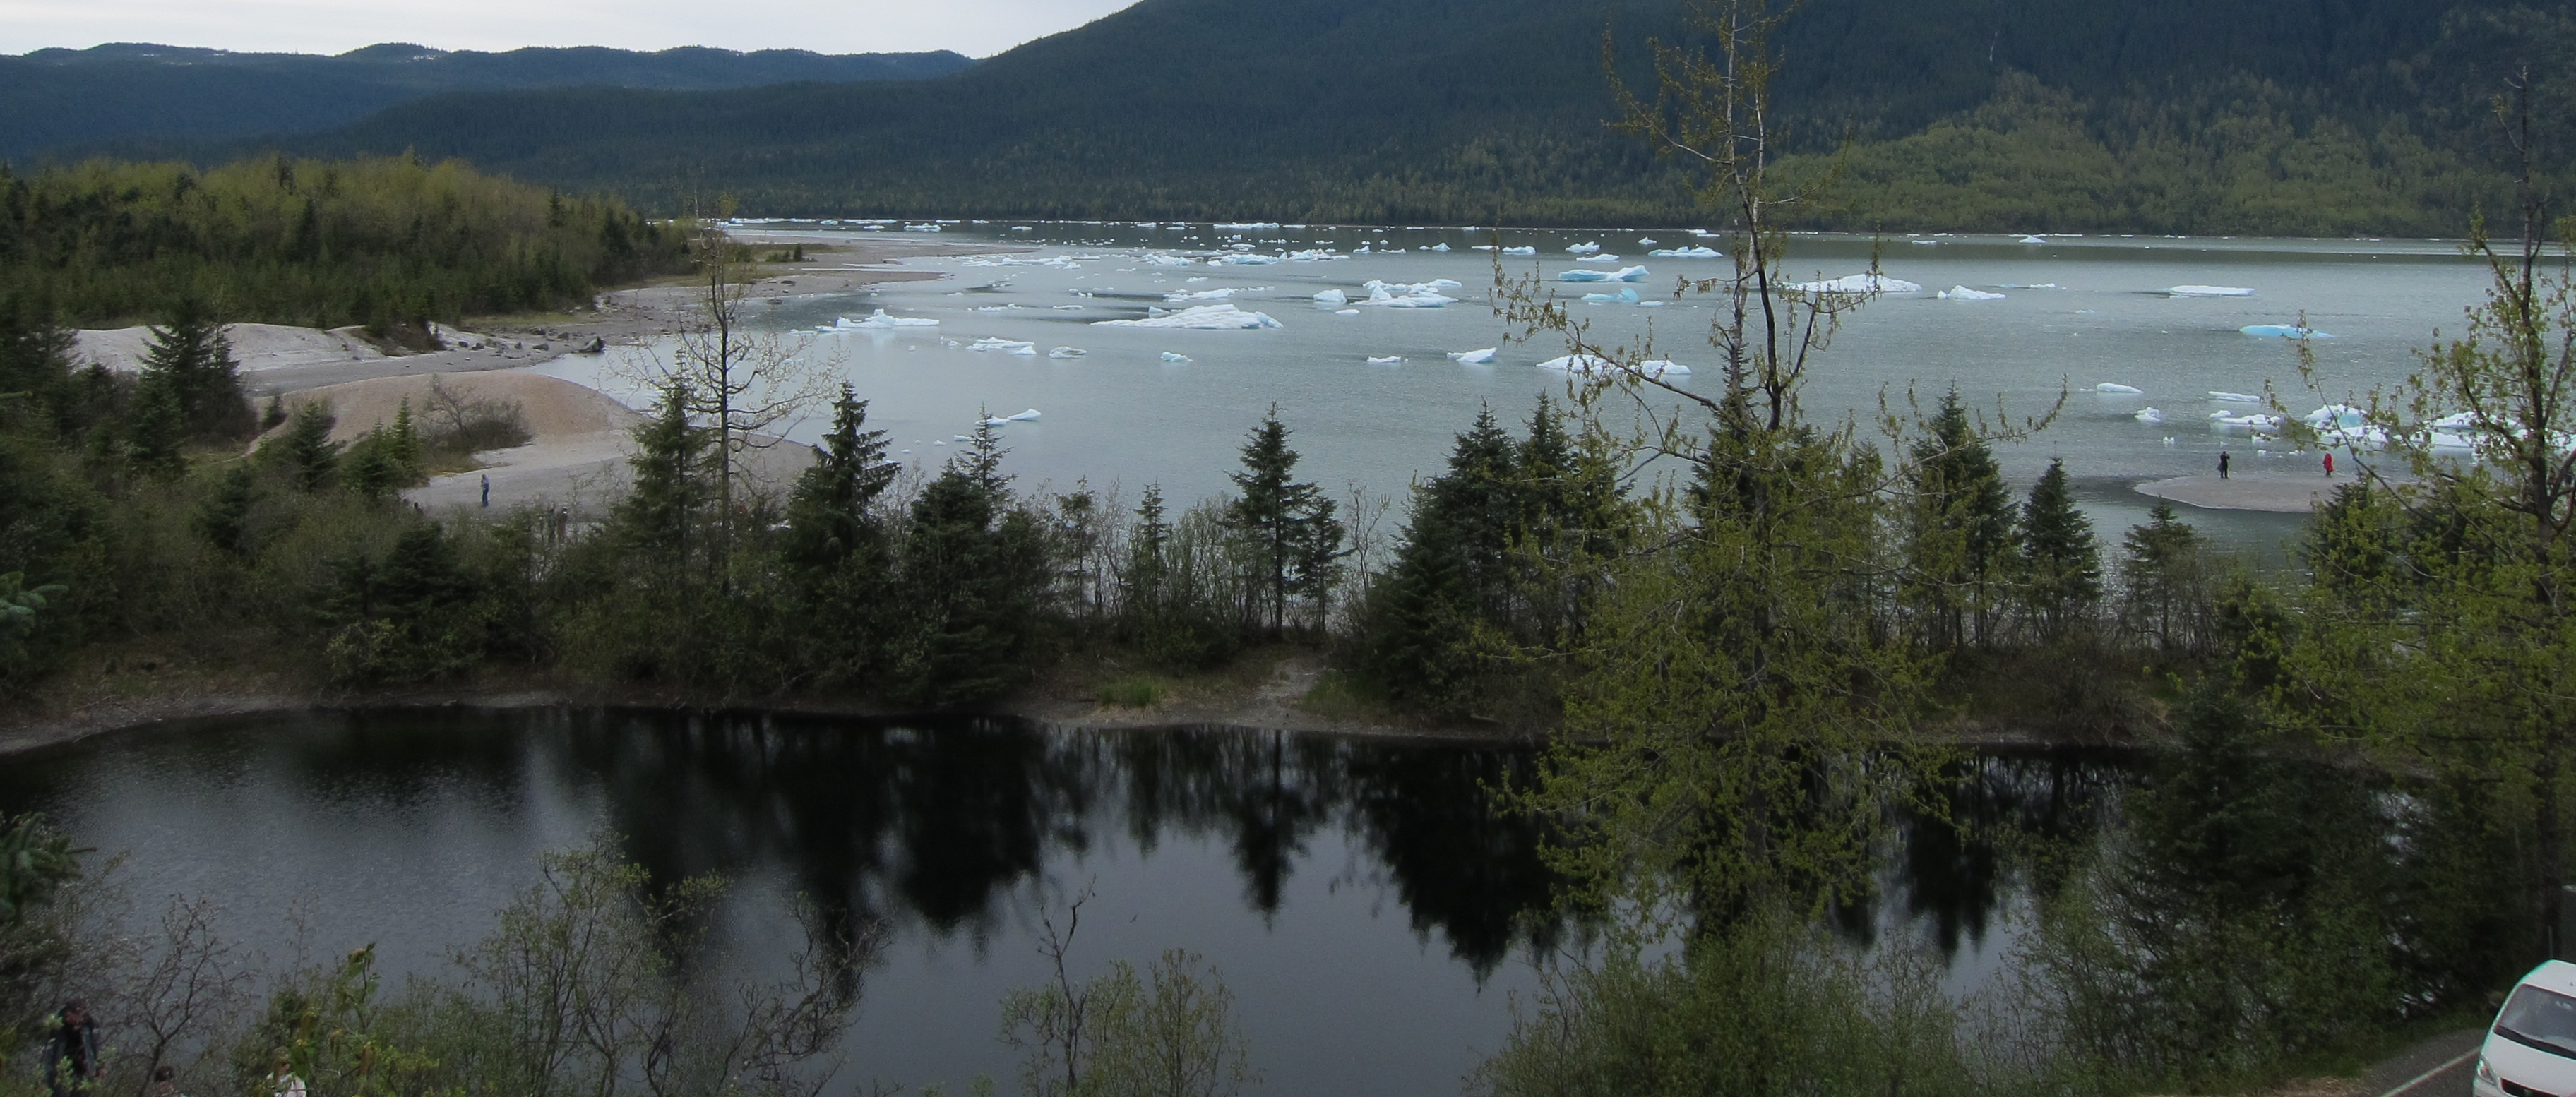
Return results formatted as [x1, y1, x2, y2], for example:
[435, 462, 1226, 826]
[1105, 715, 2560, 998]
[2017, 457, 2101, 639]
[191, 463, 260, 556]
[138, 296, 252, 440]
[342, 429, 400, 503]
[1220, 407, 1343, 635]
[125, 380, 186, 480]
[1904, 389, 2017, 650]
[269, 400, 339, 491]
[890, 438, 1047, 703]
[1366, 407, 1524, 708]
[782, 383, 896, 573]
[2121, 500, 2207, 655]
[386, 398, 424, 482]
[613, 383, 710, 570]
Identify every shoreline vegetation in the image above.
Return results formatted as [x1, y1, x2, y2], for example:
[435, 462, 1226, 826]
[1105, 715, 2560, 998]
[7, 1, 2576, 1093]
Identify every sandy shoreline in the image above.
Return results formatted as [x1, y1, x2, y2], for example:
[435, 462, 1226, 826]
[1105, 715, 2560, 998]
[2135, 472, 2390, 513]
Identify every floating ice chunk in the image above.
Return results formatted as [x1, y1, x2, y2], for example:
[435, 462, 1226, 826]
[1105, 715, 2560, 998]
[970, 337, 1038, 354]
[1335, 308, 1359, 316]
[2162, 436, 2179, 446]
[1648, 246, 1724, 258]
[1167, 287, 1241, 303]
[1008, 409, 1041, 421]
[1010, 226, 1034, 232]
[1049, 347, 1087, 359]
[1159, 352, 1193, 363]
[1582, 287, 1642, 304]
[1429, 243, 1452, 252]
[1472, 245, 1498, 252]
[1567, 242, 1602, 254]
[1575, 253, 1622, 262]
[1094, 304, 1283, 329]
[1690, 228, 1720, 237]
[2000, 283, 2059, 289]
[1788, 273, 1924, 294]
[845, 308, 938, 328]
[1366, 356, 1402, 364]
[1448, 348, 1498, 364]
[2304, 404, 2367, 429]
[2134, 407, 2165, 424]
[1937, 285, 2006, 301]
[2207, 391, 2261, 403]
[2214, 412, 2284, 428]
[1215, 253, 1282, 265]
[2240, 324, 2332, 338]
[1140, 253, 1196, 268]
[2094, 383, 2144, 394]
[2168, 284, 2255, 296]
[953, 435, 972, 442]
[2017, 234, 2049, 244]
[1356, 280, 1457, 308]
[905, 223, 940, 232]
[1313, 289, 1349, 306]
[1501, 246, 1537, 256]
[1637, 237, 1657, 246]
[1284, 248, 1347, 261]
[1560, 265, 1650, 283]
[1216, 222, 1282, 231]
[1537, 354, 1690, 377]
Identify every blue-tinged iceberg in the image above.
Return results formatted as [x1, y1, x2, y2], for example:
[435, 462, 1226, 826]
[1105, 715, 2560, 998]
[1095, 304, 1283, 330]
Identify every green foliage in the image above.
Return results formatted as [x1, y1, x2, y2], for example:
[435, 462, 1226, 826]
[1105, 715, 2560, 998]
[2118, 501, 2215, 658]
[1096, 676, 1169, 708]
[2017, 457, 2101, 639]
[0, 816, 81, 930]
[136, 295, 254, 442]
[0, 573, 68, 673]
[886, 426, 1051, 705]
[1904, 390, 2019, 652]
[263, 400, 340, 491]
[0, 155, 687, 328]
[1220, 409, 1342, 636]
[1001, 948, 1256, 1097]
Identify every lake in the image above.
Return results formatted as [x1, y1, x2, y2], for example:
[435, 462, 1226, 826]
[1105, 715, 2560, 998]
[544, 222, 2495, 556]
[0, 709, 2130, 1096]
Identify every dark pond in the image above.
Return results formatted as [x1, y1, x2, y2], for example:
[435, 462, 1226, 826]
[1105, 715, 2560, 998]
[0, 708, 2136, 1095]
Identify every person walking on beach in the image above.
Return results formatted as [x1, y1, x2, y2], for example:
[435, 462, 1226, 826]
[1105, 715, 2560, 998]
[2218, 450, 2231, 479]
[2323, 451, 2336, 477]
[480, 474, 491, 507]
[42, 1000, 100, 1097]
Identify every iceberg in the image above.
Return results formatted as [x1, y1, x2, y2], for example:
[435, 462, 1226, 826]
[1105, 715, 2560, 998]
[1215, 253, 1282, 265]
[1335, 308, 1360, 316]
[1428, 243, 1452, 252]
[1568, 242, 1602, 254]
[1314, 289, 1348, 306]
[1008, 409, 1042, 421]
[1502, 246, 1537, 256]
[1582, 287, 1642, 304]
[1537, 354, 1690, 377]
[1366, 356, 1403, 364]
[2304, 404, 2367, 430]
[2017, 235, 2049, 244]
[1472, 245, 1498, 252]
[1159, 352, 1193, 363]
[1560, 265, 1650, 283]
[970, 337, 1038, 355]
[1356, 280, 1457, 308]
[1575, 253, 1623, 262]
[1215, 222, 1282, 231]
[2240, 324, 2332, 338]
[842, 308, 938, 328]
[904, 223, 941, 232]
[1448, 348, 1498, 364]
[1140, 253, 1197, 268]
[1937, 286, 2006, 301]
[1048, 347, 1087, 359]
[1167, 287, 1241, 303]
[1637, 237, 1658, 246]
[2214, 412, 2284, 428]
[2134, 407, 2164, 424]
[2167, 285, 2255, 296]
[1648, 246, 1724, 258]
[1094, 304, 1283, 329]
[2207, 391, 2261, 403]
[1788, 274, 1924, 294]
[2094, 383, 2144, 394]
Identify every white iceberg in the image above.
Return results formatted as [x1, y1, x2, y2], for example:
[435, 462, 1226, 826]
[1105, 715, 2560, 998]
[1159, 352, 1193, 363]
[1008, 408, 1041, 421]
[1472, 245, 1498, 252]
[1048, 347, 1087, 359]
[1216, 222, 1281, 231]
[2207, 391, 2262, 403]
[1637, 237, 1658, 246]
[1582, 287, 1642, 304]
[1140, 253, 1196, 268]
[1094, 304, 1283, 330]
[1537, 354, 1690, 377]
[1567, 242, 1602, 255]
[1788, 273, 1924, 294]
[1575, 253, 1623, 263]
[1356, 280, 1457, 308]
[2241, 324, 2332, 338]
[1366, 356, 1402, 364]
[1502, 246, 1537, 256]
[1647, 246, 1724, 258]
[2214, 412, 2284, 428]
[1167, 287, 1241, 303]
[1313, 289, 1348, 306]
[1448, 348, 1498, 364]
[2094, 383, 2144, 395]
[2304, 404, 2368, 429]
[1215, 253, 1282, 265]
[1559, 265, 1650, 283]
[970, 337, 1038, 354]
[2168, 285, 2255, 297]
[2134, 407, 2165, 424]
[1335, 308, 1360, 316]
[1428, 243, 1451, 252]
[1937, 286, 2006, 301]
[2017, 234, 2049, 244]
[842, 308, 939, 328]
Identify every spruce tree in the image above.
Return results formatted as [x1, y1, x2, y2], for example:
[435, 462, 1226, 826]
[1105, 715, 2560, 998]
[191, 463, 260, 556]
[1366, 407, 1524, 707]
[138, 296, 252, 441]
[125, 378, 186, 479]
[1904, 388, 2017, 650]
[782, 383, 896, 573]
[2121, 500, 2206, 654]
[1221, 407, 1342, 635]
[342, 428, 400, 502]
[268, 400, 339, 491]
[891, 445, 1044, 704]
[2017, 457, 2101, 639]
[612, 383, 710, 570]
[386, 398, 424, 482]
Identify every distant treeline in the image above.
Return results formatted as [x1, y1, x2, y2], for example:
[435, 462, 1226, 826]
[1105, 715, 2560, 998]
[179, 0, 2574, 236]
[0, 155, 689, 330]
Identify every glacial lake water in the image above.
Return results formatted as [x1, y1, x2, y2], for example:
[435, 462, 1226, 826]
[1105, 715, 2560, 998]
[543, 221, 2495, 556]
[0, 710, 2130, 1096]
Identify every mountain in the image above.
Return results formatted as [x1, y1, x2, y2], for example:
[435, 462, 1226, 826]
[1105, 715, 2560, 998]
[0, 42, 974, 161]
[48, 0, 2576, 234]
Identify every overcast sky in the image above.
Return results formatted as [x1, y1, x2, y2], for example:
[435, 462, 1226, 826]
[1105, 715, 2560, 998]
[0, 0, 1140, 59]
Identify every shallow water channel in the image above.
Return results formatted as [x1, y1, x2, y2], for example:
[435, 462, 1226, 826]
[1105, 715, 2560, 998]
[0, 710, 2137, 1095]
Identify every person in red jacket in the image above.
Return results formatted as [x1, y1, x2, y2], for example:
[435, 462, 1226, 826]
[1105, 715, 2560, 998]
[2324, 451, 2336, 476]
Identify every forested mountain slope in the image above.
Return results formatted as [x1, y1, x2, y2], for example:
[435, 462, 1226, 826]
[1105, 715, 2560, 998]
[86, 0, 2576, 233]
[0, 43, 974, 161]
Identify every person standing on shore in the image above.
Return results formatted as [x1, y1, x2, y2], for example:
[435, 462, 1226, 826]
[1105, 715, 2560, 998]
[2324, 451, 2336, 476]
[42, 1000, 100, 1097]
[481, 474, 491, 507]
[2218, 450, 2231, 479]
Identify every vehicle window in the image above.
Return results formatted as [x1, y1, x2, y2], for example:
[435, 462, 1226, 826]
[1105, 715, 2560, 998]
[2499, 985, 2576, 1059]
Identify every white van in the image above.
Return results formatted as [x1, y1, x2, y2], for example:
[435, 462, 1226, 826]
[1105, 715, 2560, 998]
[2479, 961, 2576, 1097]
